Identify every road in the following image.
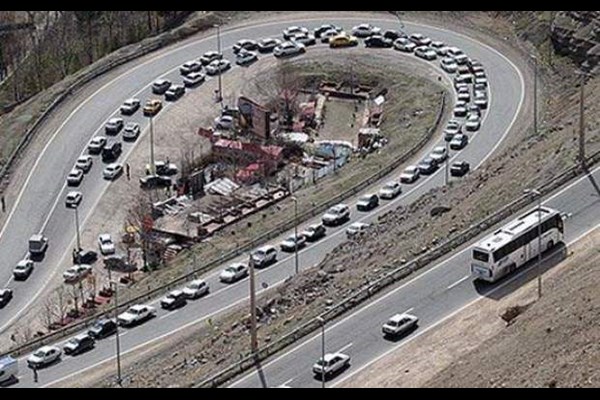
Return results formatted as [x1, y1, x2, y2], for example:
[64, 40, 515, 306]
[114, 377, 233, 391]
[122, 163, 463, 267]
[0, 15, 525, 387]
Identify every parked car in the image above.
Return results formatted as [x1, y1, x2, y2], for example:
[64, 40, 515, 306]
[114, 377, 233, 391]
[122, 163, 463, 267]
[219, 263, 248, 283]
[13, 259, 34, 281]
[63, 264, 92, 283]
[65, 191, 83, 208]
[314, 24, 341, 38]
[179, 60, 203, 75]
[199, 51, 222, 65]
[312, 353, 351, 378]
[280, 234, 307, 252]
[346, 221, 370, 238]
[378, 181, 402, 200]
[140, 175, 172, 189]
[103, 163, 123, 180]
[183, 71, 206, 87]
[301, 223, 326, 242]
[88, 136, 107, 155]
[63, 333, 95, 355]
[352, 23, 381, 38]
[74, 249, 98, 265]
[322, 204, 350, 226]
[183, 279, 209, 299]
[104, 118, 124, 135]
[98, 234, 115, 255]
[450, 160, 471, 177]
[283, 26, 308, 40]
[88, 318, 117, 339]
[382, 313, 419, 337]
[74, 155, 93, 173]
[399, 165, 420, 184]
[444, 120, 462, 142]
[364, 35, 393, 48]
[27, 346, 61, 369]
[120, 98, 141, 115]
[146, 160, 179, 176]
[0, 288, 13, 308]
[66, 169, 84, 186]
[274, 41, 306, 57]
[329, 33, 359, 48]
[165, 84, 185, 101]
[118, 304, 156, 327]
[356, 193, 379, 211]
[151, 79, 171, 95]
[233, 39, 258, 54]
[122, 122, 141, 141]
[28, 234, 48, 255]
[409, 33, 432, 46]
[205, 59, 231, 75]
[431, 40, 448, 56]
[235, 49, 259, 66]
[101, 140, 122, 162]
[383, 29, 406, 41]
[320, 28, 343, 43]
[251, 245, 278, 268]
[291, 32, 316, 46]
[417, 157, 438, 175]
[143, 99, 163, 117]
[160, 290, 187, 310]
[394, 37, 416, 52]
[257, 37, 282, 53]
[450, 134, 469, 150]
[414, 46, 437, 60]
[440, 57, 458, 73]
[429, 146, 448, 164]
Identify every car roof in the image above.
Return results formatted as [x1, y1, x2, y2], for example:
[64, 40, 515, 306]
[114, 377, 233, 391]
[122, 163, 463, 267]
[39, 345, 57, 352]
[389, 313, 416, 323]
[169, 290, 184, 296]
[189, 279, 206, 286]
[257, 244, 275, 252]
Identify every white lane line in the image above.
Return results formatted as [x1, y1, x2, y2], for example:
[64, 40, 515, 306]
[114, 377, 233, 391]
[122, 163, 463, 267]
[447, 275, 470, 290]
[336, 343, 353, 354]
[281, 378, 294, 386]
[403, 307, 414, 314]
[159, 311, 179, 320]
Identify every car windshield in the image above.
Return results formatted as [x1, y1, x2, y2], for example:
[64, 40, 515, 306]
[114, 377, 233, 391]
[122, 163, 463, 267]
[225, 267, 237, 274]
[387, 320, 399, 327]
[359, 195, 372, 202]
[190, 282, 203, 289]
[384, 183, 397, 190]
[33, 350, 46, 357]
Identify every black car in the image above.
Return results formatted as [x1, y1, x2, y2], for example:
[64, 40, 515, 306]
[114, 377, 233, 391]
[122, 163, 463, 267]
[449, 134, 469, 150]
[165, 85, 185, 101]
[417, 158, 438, 175]
[314, 24, 341, 38]
[356, 194, 380, 212]
[63, 334, 95, 355]
[450, 161, 471, 177]
[0, 289, 13, 308]
[233, 39, 258, 54]
[257, 38, 281, 53]
[383, 29, 406, 41]
[88, 318, 117, 339]
[74, 250, 98, 265]
[102, 141, 122, 162]
[140, 175, 172, 189]
[364, 35, 393, 48]
[160, 290, 187, 310]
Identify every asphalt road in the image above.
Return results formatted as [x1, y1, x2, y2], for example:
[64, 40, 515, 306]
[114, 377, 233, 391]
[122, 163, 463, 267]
[0, 15, 526, 387]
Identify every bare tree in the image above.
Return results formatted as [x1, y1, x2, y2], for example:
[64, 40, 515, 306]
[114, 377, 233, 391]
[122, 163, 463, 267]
[41, 296, 56, 330]
[55, 285, 69, 324]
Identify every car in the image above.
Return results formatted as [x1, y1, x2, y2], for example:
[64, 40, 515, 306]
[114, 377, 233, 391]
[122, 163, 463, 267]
[146, 160, 179, 176]
[273, 41, 306, 58]
[457, 64, 471, 76]
[320, 28, 343, 43]
[63, 333, 95, 355]
[160, 290, 187, 310]
[417, 157, 438, 175]
[382, 313, 419, 337]
[63, 264, 92, 283]
[28, 234, 48, 255]
[183, 71, 206, 87]
[301, 223, 327, 242]
[393, 37, 416, 52]
[13, 259, 34, 281]
[257, 37, 282, 53]
[409, 33, 432, 46]
[431, 40, 448, 56]
[152, 79, 172, 95]
[66, 168, 84, 186]
[219, 262, 248, 283]
[183, 279, 209, 299]
[450, 134, 469, 150]
[440, 57, 458, 73]
[446, 46, 465, 59]
[364, 35, 393, 48]
[233, 39, 258, 54]
[65, 191, 83, 208]
[329, 33, 359, 48]
[165, 84, 185, 101]
[312, 353, 351, 378]
[314, 24, 341, 38]
[102, 140, 122, 162]
[103, 163, 123, 180]
[474, 91, 488, 109]
[415, 46, 437, 61]
[468, 104, 482, 117]
[346, 221, 370, 238]
[283, 26, 308, 40]
[122, 122, 141, 141]
[214, 114, 234, 130]
[0, 288, 13, 308]
[457, 89, 471, 103]
[453, 100, 468, 118]
[120, 98, 141, 115]
[199, 51, 222, 65]
[291, 32, 316, 46]
[205, 59, 231, 75]
[465, 113, 481, 131]
[98, 233, 115, 255]
[430, 146, 448, 164]
[104, 118, 124, 135]
[74, 155, 93, 173]
[235, 49, 258, 66]
[27, 346, 61, 369]
[400, 165, 420, 184]
[251, 245, 278, 268]
[378, 181, 402, 200]
[143, 99, 163, 117]
[454, 73, 473, 87]
[117, 304, 156, 327]
[280, 234, 307, 252]
[450, 160, 471, 177]
[444, 120, 462, 142]
[88, 136, 107, 155]
[322, 204, 350, 226]
[179, 60, 203, 75]
[453, 53, 469, 65]
[73, 249, 98, 265]
[356, 193, 379, 211]
[139, 174, 172, 189]
[87, 318, 117, 339]
[351, 23, 381, 38]
[383, 29, 406, 41]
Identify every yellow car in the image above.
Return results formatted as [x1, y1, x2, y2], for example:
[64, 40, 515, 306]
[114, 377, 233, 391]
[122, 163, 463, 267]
[143, 99, 163, 117]
[329, 33, 359, 48]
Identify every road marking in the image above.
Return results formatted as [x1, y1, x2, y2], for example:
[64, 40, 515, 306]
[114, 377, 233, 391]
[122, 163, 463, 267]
[109, 331, 128, 340]
[447, 275, 470, 290]
[336, 343, 353, 354]
[158, 311, 179, 320]
[281, 378, 294, 386]
[403, 307, 414, 314]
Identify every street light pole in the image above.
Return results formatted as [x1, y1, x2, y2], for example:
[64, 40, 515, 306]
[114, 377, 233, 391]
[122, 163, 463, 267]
[112, 280, 122, 387]
[149, 116, 156, 176]
[249, 254, 258, 355]
[214, 24, 223, 110]
[576, 70, 587, 168]
[74, 206, 81, 251]
[525, 188, 542, 299]
[317, 316, 325, 389]
[292, 196, 299, 275]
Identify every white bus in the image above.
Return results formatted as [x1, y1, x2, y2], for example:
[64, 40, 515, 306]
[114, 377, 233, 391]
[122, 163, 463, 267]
[471, 206, 564, 283]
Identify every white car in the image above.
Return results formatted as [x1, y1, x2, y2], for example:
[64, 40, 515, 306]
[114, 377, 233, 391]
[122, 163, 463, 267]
[66, 169, 84, 186]
[382, 313, 419, 337]
[378, 181, 402, 200]
[283, 26, 308, 40]
[347, 222, 370, 238]
[179, 60, 203, 75]
[104, 117, 124, 135]
[27, 345, 62, 369]
[117, 304, 156, 327]
[440, 57, 458, 73]
[236, 50, 258, 66]
[152, 78, 172, 94]
[103, 163, 123, 180]
[98, 233, 115, 255]
[183, 71, 206, 87]
[251, 245, 278, 268]
[280, 234, 307, 252]
[65, 191, 82, 208]
[393, 37, 416, 52]
[474, 91, 488, 109]
[431, 40, 448, 55]
[273, 41, 306, 58]
[414, 46, 437, 61]
[214, 115, 234, 130]
[88, 136, 107, 155]
[74, 155, 93, 173]
[120, 98, 141, 115]
[409, 33, 432, 46]
[183, 279, 209, 299]
[320, 28, 343, 43]
[199, 51, 222, 65]
[205, 59, 231, 76]
[429, 146, 448, 164]
[400, 165, 420, 184]
[444, 119, 462, 141]
[453, 101, 468, 118]
[123, 122, 141, 141]
[312, 352, 351, 378]
[322, 204, 350, 226]
[351, 23, 381, 38]
[220, 263, 248, 283]
[63, 264, 92, 283]
[465, 113, 481, 131]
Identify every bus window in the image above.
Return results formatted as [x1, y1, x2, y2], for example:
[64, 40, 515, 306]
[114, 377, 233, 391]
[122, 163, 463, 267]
[472, 249, 489, 263]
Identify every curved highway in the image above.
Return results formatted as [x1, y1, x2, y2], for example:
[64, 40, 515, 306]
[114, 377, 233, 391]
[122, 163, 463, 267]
[0, 15, 527, 387]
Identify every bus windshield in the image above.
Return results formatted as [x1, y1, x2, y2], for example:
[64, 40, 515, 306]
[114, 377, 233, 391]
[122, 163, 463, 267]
[472, 249, 489, 263]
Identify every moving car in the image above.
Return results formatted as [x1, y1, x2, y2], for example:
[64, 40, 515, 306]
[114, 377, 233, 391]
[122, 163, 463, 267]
[199, 51, 222, 65]
[431, 40, 449, 56]
[257, 37, 282, 53]
[418, 158, 438, 175]
[450, 160, 471, 177]
[139, 175, 172, 189]
[394, 37, 416, 52]
[66, 169, 84, 186]
[465, 113, 481, 131]
[453, 100, 468, 118]
[283, 26, 308, 40]
[63, 264, 92, 283]
[0, 356, 18, 384]
[13, 259, 34, 281]
[280, 234, 307, 252]
[356, 193, 379, 211]
[382, 313, 419, 337]
[329, 33, 359, 48]
[151, 79, 171, 95]
[322, 204, 350, 226]
[160, 290, 187, 310]
[28, 234, 48, 255]
[364, 35, 393, 48]
[143, 99, 163, 117]
[233, 39, 258, 54]
[219, 263, 248, 283]
[120, 98, 141, 115]
[74, 155, 93, 173]
[65, 191, 83, 208]
[346, 221, 370, 238]
[301, 223, 326, 242]
[104, 117, 124, 135]
[444, 120, 462, 142]
[63, 333, 95, 355]
[122, 122, 141, 141]
[378, 181, 402, 200]
[474, 91, 488, 109]
[183, 71, 206, 87]
[205, 59, 231, 75]
[165, 84, 185, 101]
[312, 353, 351, 378]
[351, 23, 381, 38]
[117, 304, 156, 327]
[251, 245, 278, 268]
[274, 41, 306, 58]
[27, 346, 61, 369]
[409, 33, 432, 46]
[179, 60, 203, 75]
[102, 163, 123, 180]
[88, 136, 107, 155]
[399, 165, 420, 183]
[235, 49, 258, 66]
[183, 279, 209, 299]
[414, 46, 437, 60]
[429, 146, 448, 164]
[450, 134, 469, 150]
[98, 233, 115, 255]
[87, 318, 117, 339]
[0, 288, 13, 308]
[101, 140, 122, 162]
[440, 57, 458, 73]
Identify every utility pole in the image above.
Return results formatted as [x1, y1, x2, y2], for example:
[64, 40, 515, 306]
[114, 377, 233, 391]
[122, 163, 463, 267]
[292, 196, 299, 275]
[214, 24, 223, 110]
[578, 71, 586, 167]
[74, 205, 81, 252]
[525, 189, 542, 299]
[149, 116, 156, 176]
[112, 280, 122, 387]
[249, 254, 258, 355]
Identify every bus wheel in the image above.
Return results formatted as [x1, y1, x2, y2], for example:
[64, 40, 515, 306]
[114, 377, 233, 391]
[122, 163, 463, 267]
[546, 240, 554, 252]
